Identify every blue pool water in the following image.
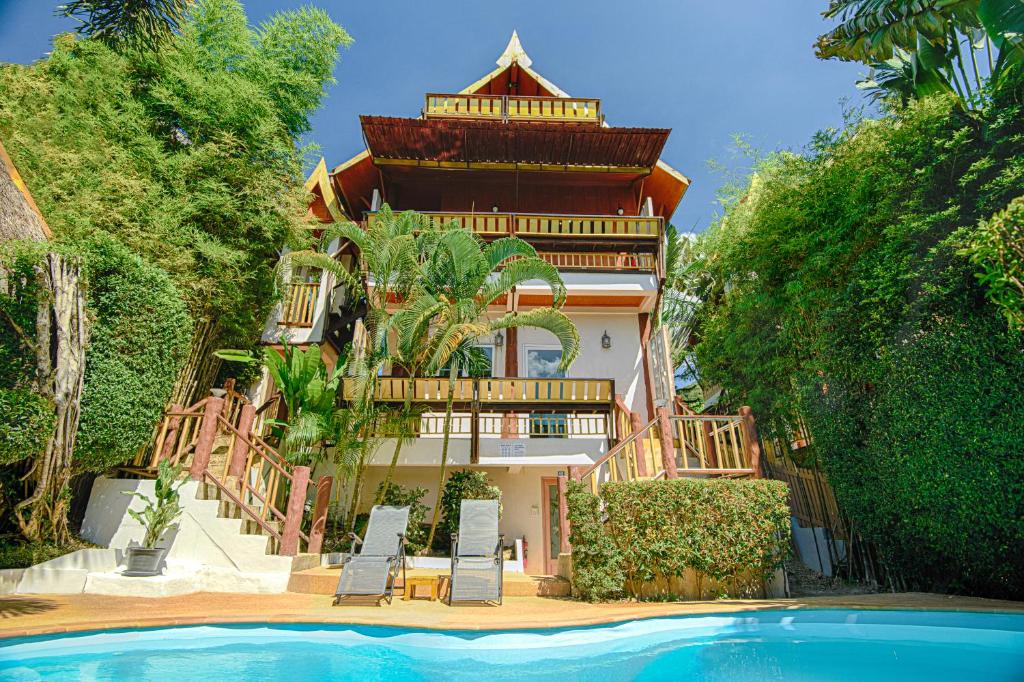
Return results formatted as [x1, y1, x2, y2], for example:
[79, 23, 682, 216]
[1, 609, 1022, 681]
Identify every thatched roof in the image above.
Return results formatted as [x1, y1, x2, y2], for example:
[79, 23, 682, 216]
[0, 139, 51, 243]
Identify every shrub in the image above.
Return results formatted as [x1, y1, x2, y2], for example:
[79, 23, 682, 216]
[567, 478, 790, 600]
[565, 481, 624, 601]
[0, 389, 54, 466]
[373, 481, 428, 553]
[74, 235, 192, 471]
[437, 469, 501, 549]
[0, 536, 95, 570]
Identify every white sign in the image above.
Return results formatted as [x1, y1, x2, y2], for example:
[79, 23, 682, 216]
[498, 441, 526, 458]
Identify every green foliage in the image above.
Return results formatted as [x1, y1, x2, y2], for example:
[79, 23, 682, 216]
[0, 389, 54, 466]
[967, 196, 1024, 330]
[62, 0, 190, 51]
[123, 460, 186, 548]
[683, 83, 1024, 597]
[0, 536, 96, 570]
[603, 479, 790, 596]
[0, 0, 350, 365]
[372, 481, 428, 553]
[75, 235, 192, 471]
[565, 481, 624, 601]
[437, 469, 501, 548]
[0, 243, 47, 390]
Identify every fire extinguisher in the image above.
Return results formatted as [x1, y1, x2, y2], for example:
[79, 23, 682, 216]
[522, 538, 528, 569]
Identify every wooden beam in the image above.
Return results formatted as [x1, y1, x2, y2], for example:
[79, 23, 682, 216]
[638, 313, 655, 420]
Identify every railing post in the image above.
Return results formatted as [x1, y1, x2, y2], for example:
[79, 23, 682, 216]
[702, 421, 720, 468]
[656, 407, 679, 479]
[739, 406, 763, 478]
[557, 471, 571, 554]
[629, 411, 648, 477]
[281, 465, 311, 556]
[307, 475, 333, 555]
[191, 397, 224, 481]
[228, 403, 256, 481]
[154, 403, 184, 467]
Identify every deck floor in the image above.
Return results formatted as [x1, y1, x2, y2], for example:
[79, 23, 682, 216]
[288, 566, 569, 597]
[0, 591, 1021, 640]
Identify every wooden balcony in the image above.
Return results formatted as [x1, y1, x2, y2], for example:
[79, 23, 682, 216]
[535, 251, 656, 272]
[366, 211, 662, 241]
[279, 281, 319, 327]
[341, 376, 615, 408]
[424, 93, 601, 124]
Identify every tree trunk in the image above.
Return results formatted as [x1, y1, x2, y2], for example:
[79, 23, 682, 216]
[425, 364, 458, 550]
[376, 374, 417, 504]
[15, 254, 88, 544]
[344, 437, 370, 531]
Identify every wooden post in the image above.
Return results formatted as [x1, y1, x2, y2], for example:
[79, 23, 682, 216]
[568, 465, 581, 482]
[190, 397, 224, 481]
[629, 411, 648, 477]
[702, 420, 720, 468]
[470, 394, 480, 465]
[228, 403, 256, 480]
[306, 475, 333, 555]
[656, 406, 679, 479]
[638, 313, 655, 420]
[557, 472, 571, 554]
[739, 406, 763, 478]
[281, 465, 311, 556]
[156, 404, 184, 466]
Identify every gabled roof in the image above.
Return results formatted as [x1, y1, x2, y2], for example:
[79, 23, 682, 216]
[323, 32, 690, 221]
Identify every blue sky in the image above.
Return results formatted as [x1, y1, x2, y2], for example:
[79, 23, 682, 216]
[0, 0, 864, 231]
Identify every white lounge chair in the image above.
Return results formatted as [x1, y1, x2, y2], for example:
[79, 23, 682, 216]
[334, 505, 409, 605]
[448, 499, 503, 605]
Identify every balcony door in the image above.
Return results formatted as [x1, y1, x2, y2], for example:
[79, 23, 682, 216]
[525, 346, 567, 438]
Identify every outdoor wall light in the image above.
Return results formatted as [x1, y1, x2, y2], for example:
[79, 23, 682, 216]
[601, 330, 612, 349]
[492, 204, 500, 212]
[494, 330, 504, 347]
[616, 207, 624, 215]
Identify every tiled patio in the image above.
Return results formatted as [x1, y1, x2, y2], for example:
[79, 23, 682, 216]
[1, 592, 1021, 640]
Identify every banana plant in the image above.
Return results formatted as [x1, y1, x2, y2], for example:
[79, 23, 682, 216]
[123, 460, 186, 549]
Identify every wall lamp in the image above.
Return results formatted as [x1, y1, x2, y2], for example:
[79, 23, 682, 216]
[494, 330, 504, 347]
[601, 330, 612, 349]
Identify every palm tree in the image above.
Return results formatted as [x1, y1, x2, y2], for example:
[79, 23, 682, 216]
[284, 205, 426, 515]
[61, 0, 191, 50]
[396, 228, 580, 550]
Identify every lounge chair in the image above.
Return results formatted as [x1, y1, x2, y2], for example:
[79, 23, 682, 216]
[334, 505, 409, 605]
[448, 499, 503, 605]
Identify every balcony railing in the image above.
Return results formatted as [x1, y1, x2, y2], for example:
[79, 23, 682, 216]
[341, 376, 615, 407]
[424, 93, 602, 124]
[534, 251, 656, 272]
[279, 281, 320, 327]
[366, 211, 662, 241]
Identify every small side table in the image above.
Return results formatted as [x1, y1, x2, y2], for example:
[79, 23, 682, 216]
[403, 575, 441, 601]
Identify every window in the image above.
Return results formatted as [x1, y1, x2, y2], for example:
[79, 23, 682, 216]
[525, 346, 567, 438]
[439, 344, 494, 378]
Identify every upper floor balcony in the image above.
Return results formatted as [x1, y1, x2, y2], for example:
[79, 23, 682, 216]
[424, 93, 602, 125]
[365, 211, 662, 241]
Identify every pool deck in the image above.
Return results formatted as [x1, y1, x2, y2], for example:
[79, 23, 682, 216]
[0, 591, 1021, 639]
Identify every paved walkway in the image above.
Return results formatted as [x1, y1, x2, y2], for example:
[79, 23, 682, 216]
[0, 592, 1021, 639]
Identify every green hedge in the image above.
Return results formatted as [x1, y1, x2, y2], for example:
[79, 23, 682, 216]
[0, 389, 55, 466]
[566, 481, 624, 601]
[567, 478, 790, 600]
[437, 469, 501, 550]
[74, 235, 192, 471]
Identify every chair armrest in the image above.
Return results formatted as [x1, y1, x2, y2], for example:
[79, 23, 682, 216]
[396, 532, 406, 546]
[347, 532, 363, 545]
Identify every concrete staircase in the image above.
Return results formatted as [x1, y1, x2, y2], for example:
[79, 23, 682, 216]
[72, 477, 307, 597]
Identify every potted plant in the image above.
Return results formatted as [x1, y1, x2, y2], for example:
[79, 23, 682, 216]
[122, 460, 185, 577]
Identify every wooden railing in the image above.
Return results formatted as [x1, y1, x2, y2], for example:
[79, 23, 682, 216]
[379, 412, 612, 439]
[535, 251, 656, 272]
[342, 376, 615, 407]
[424, 93, 602, 124]
[143, 382, 332, 556]
[572, 406, 762, 495]
[279, 281, 320, 327]
[366, 211, 662, 241]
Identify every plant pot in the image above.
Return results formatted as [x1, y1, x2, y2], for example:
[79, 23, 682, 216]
[122, 547, 167, 577]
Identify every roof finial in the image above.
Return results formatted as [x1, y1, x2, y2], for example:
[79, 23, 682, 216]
[497, 30, 532, 68]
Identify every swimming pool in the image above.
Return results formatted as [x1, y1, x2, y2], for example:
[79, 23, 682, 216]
[2, 609, 1022, 681]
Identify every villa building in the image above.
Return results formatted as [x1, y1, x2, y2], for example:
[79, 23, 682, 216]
[259, 34, 759, 575]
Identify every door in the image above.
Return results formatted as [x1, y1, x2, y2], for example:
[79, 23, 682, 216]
[540, 476, 562, 575]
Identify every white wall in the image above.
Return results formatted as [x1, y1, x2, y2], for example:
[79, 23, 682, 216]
[518, 311, 650, 419]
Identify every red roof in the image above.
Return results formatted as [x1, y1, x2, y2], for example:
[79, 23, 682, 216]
[360, 117, 670, 170]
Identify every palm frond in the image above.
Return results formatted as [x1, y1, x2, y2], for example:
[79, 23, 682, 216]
[489, 308, 580, 369]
